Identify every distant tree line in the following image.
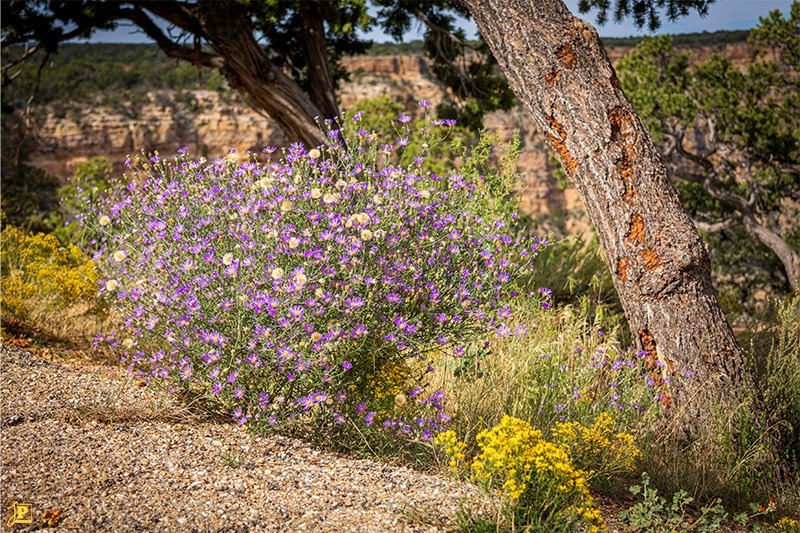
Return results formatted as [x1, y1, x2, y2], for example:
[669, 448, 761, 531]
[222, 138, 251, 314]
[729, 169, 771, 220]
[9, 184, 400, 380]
[1, 43, 227, 110]
[600, 29, 748, 48]
[2, 29, 749, 110]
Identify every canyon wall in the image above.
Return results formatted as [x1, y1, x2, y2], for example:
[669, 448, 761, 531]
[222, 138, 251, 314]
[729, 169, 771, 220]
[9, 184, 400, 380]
[26, 41, 755, 218]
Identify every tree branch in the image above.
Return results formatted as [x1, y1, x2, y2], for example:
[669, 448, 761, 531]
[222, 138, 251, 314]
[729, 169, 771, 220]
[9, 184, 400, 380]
[138, 1, 204, 37]
[694, 218, 740, 233]
[0, 43, 41, 75]
[741, 212, 800, 292]
[115, 8, 223, 69]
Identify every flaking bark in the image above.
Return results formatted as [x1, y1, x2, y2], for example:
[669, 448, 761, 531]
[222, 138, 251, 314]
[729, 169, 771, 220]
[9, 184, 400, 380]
[461, 0, 759, 441]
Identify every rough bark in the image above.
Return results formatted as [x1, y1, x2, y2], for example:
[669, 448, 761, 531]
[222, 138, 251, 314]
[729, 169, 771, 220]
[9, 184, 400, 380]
[461, 0, 758, 440]
[139, 1, 327, 147]
[300, 0, 340, 121]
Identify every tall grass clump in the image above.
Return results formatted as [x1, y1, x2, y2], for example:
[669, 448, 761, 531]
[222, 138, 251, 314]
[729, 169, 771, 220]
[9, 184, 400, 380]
[86, 102, 545, 446]
[634, 295, 800, 509]
[435, 289, 658, 457]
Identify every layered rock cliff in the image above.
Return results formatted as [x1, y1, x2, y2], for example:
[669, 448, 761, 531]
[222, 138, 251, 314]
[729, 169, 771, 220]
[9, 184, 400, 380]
[26, 41, 755, 217]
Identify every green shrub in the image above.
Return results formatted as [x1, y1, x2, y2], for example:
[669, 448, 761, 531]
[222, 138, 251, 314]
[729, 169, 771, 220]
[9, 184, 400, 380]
[88, 104, 543, 446]
[0, 226, 104, 336]
[437, 415, 606, 532]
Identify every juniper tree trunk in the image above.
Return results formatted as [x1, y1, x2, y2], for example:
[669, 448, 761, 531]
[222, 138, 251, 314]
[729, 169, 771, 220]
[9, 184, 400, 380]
[191, 1, 328, 147]
[462, 0, 759, 440]
[300, 0, 341, 121]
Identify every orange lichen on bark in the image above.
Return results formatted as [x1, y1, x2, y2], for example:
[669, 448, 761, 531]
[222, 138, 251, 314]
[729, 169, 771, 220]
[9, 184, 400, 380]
[545, 69, 559, 87]
[556, 43, 578, 70]
[638, 328, 674, 406]
[546, 115, 579, 175]
[608, 106, 637, 203]
[626, 213, 645, 245]
[617, 257, 630, 282]
[639, 248, 662, 270]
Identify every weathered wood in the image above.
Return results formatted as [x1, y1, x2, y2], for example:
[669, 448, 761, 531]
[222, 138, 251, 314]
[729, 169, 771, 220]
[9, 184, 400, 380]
[144, 1, 327, 147]
[300, 0, 341, 121]
[462, 0, 758, 440]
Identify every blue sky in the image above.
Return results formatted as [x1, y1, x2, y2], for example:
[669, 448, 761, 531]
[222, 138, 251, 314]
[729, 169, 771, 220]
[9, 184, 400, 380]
[87, 1, 793, 44]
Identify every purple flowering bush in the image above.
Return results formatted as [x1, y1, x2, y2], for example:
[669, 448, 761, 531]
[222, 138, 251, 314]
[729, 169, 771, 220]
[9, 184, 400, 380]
[89, 103, 541, 442]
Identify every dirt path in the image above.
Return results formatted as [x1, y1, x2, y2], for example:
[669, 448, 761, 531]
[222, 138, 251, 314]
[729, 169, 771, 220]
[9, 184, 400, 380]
[1, 345, 487, 532]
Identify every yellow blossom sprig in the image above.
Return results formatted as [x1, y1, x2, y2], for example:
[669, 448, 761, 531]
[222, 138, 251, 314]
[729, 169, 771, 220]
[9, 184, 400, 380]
[439, 415, 607, 532]
[552, 412, 641, 485]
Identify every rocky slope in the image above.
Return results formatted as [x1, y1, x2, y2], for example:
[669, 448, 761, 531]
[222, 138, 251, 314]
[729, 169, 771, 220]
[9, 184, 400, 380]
[26, 42, 755, 217]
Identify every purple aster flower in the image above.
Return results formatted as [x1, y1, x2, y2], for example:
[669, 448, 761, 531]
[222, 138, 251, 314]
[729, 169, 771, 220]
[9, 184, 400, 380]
[313, 391, 328, 403]
[393, 316, 408, 331]
[365, 411, 376, 426]
[296, 395, 314, 410]
[345, 297, 365, 311]
[288, 305, 305, 320]
[341, 361, 353, 371]
[258, 392, 270, 407]
[179, 365, 193, 380]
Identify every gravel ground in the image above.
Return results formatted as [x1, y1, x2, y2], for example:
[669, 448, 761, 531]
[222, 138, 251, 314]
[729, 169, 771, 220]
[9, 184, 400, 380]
[1, 344, 490, 532]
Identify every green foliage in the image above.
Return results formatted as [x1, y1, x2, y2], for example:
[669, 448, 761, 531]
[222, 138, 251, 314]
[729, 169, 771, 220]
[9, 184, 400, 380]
[744, 295, 800, 468]
[2, 44, 227, 110]
[242, 0, 372, 96]
[373, 1, 515, 131]
[53, 156, 116, 247]
[368, 39, 426, 55]
[621, 473, 780, 532]
[620, 473, 730, 533]
[601, 29, 749, 48]
[0, 225, 102, 324]
[577, 0, 715, 32]
[1, 164, 62, 234]
[616, 6, 800, 312]
[349, 96, 474, 176]
[524, 235, 620, 313]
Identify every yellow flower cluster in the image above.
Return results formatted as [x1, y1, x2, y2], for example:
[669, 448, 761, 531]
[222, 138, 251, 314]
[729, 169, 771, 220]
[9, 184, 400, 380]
[777, 517, 800, 533]
[552, 412, 641, 482]
[1, 227, 99, 320]
[433, 430, 466, 472]
[470, 415, 606, 531]
[366, 360, 411, 402]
